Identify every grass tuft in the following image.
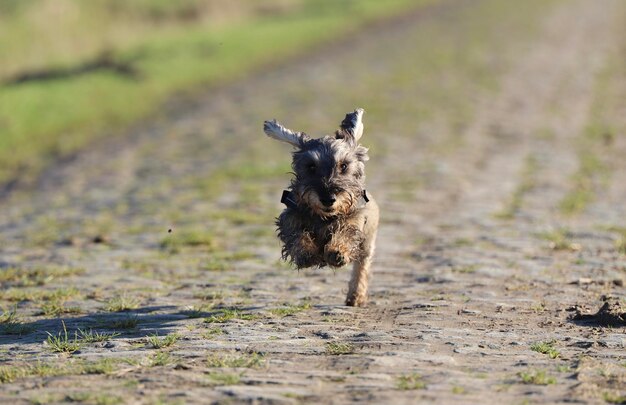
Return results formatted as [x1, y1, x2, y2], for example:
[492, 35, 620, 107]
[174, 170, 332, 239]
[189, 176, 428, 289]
[325, 342, 355, 355]
[0, 307, 33, 335]
[104, 295, 140, 312]
[39, 301, 83, 317]
[46, 321, 82, 354]
[204, 309, 259, 323]
[518, 369, 556, 385]
[160, 230, 216, 254]
[606, 226, 626, 255]
[0, 266, 84, 287]
[206, 352, 265, 369]
[0, 286, 80, 302]
[78, 329, 121, 343]
[149, 352, 172, 367]
[603, 392, 626, 404]
[530, 341, 560, 359]
[0, 358, 121, 384]
[202, 327, 226, 339]
[538, 229, 579, 251]
[206, 372, 242, 386]
[397, 373, 427, 390]
[147, 332, 180, 349]
[108, 315, 139, 330]
[0, 306, 19, 324]
[269, 302, 312, 317]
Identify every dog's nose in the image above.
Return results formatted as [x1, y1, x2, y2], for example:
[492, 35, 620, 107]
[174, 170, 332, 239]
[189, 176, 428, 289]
[320, 196, 336, 207]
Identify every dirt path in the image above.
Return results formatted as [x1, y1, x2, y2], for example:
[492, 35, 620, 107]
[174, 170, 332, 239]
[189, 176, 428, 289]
[1, 1, 625, 404]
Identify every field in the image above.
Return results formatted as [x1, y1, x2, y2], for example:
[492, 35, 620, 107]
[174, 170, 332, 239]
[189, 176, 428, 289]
[0, 0, 427, 184]
[1, 0, 625, 404]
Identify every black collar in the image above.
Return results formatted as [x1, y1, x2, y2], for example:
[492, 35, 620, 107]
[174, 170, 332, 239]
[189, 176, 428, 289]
[281, 190, 369, 210]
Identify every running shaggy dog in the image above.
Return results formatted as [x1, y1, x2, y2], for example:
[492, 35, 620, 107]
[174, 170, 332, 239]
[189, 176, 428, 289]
[263, 108, 379, 306]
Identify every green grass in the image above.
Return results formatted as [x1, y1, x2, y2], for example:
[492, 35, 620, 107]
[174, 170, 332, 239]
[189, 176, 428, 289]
[538, 229, 578, 251]
[149, 352, 172, 367]
[559, 32, 624, 217]
[104, 294, 141, 312]
[451, 386, 466, 394]
[0, 286, 80, 302]
[200, 251, 257, 272]
[38, 301, 83, 317]
[269, 301, 311, 317]
[0, 365, 28, 384]
[616, 238, 626, 255]
[495, 154, 538, 219]
[107, 315, 140, 330]
[77, 329, 121, 343]
[160, 229, 217, 254]
[451, 265, 478, 274]
[0, 306, 19, 324]
[206, 352, 265, 369]
[202, 327, 226, 339]
[204, 309, 259, 323]
[0, 0, 434, 184]
[0, 307, 33, 335]
[518, 369, 557, 385]
[181, 304, 214, 318]
[0, 358, 121, 384]
[559, 152, 607, 215]
[606, 226, 626, 255]
[63, 392, 123, 405]
[325, 342, 355, 355]
[397, 373, 427, 390]
[79, 359, 119, 375]
[206, 372, 242, 386]
[603, 392, 626, 404]
[530, 341, 560, 359]
[147, 332, 180, 349]
[0, 266, 84, 287]
[45, 321, 82, 354]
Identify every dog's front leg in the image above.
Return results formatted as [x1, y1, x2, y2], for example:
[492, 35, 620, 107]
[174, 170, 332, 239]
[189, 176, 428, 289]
[277, 209, 324, 268]
[323, 224, 364, 268]
[345, 201, 379, 307]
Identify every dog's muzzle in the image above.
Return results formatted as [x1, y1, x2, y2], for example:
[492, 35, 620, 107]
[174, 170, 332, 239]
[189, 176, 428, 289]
[281, 190, 369, 210]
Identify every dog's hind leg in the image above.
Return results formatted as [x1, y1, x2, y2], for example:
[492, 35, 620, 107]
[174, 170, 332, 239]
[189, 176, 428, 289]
[345, 238, 375, 307]
[345, 200, 379, 307]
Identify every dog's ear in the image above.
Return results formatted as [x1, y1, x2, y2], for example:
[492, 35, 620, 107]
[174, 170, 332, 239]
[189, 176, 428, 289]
[336, 108, 364, 144]
[263, 119, 309, 148]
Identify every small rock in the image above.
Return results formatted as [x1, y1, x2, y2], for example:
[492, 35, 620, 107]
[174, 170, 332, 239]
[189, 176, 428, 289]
[571, 298, 626, 327]
[93, 234, 111, 244]
[60, 236, 83, 247]
[459, 309, 481, 315]
[570, 277, 593, 285]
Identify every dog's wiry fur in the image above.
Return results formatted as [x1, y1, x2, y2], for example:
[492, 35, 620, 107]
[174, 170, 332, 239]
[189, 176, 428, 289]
[263, 108, 379, 306]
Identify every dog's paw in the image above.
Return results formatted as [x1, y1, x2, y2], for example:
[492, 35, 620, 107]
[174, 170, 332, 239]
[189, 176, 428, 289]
[325, 250, 346, 267]
[345, 294, 367, 307]
[263, 119, 279, 134]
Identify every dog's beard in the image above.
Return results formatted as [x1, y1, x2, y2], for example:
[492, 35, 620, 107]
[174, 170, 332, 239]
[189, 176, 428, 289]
[299, 189, 355, 219]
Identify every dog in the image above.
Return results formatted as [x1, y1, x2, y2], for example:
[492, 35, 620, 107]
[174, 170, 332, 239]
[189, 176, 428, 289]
[263, 108, 379, 307]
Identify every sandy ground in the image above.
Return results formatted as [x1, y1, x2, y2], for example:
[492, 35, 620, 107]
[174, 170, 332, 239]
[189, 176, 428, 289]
[1, 0, 625, 404]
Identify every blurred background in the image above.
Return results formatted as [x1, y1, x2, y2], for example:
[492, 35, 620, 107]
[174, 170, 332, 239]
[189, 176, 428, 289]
[0, 0, 423, 184]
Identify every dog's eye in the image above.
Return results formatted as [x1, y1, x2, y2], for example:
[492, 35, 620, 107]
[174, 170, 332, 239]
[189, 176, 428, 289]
[307, 163, 316, 173]
[340, 163, 348, 173]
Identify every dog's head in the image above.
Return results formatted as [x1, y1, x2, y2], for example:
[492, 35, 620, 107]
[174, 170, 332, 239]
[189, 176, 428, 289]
[264, 108, 369, 218]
